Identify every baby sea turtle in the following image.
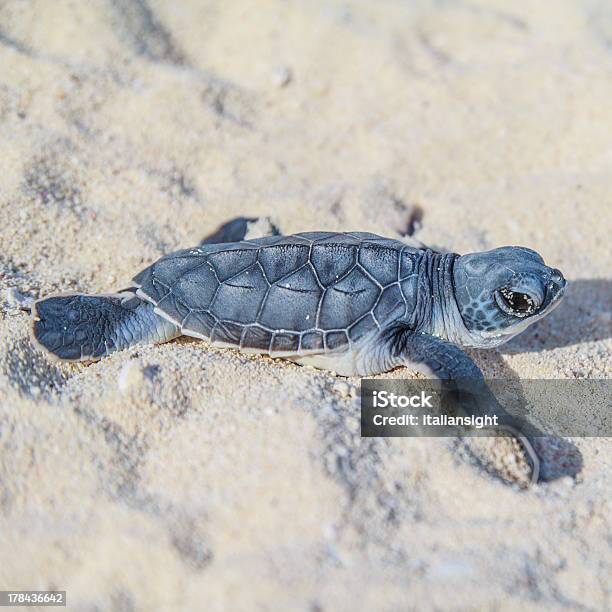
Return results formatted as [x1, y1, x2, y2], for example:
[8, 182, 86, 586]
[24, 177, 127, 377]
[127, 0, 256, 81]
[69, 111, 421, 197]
[31, 218, 567, 483]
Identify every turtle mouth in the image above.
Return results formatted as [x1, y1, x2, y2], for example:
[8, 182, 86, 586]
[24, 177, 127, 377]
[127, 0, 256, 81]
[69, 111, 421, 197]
[494, 287, 538, 317]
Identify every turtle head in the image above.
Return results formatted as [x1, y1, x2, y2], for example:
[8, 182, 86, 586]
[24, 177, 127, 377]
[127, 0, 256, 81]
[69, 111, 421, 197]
[452, 246, 566, 347]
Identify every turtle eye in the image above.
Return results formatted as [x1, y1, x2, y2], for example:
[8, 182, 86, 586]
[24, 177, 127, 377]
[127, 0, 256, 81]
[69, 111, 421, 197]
[495, 287, 537, 317]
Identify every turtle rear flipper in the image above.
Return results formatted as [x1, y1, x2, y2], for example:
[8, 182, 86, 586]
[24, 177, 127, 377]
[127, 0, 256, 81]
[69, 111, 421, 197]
[200, 216, 280, 245]
[31, 292, 181, 362]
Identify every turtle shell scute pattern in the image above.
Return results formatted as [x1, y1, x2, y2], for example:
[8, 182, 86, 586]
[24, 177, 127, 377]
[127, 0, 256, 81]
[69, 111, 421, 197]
[134, 232, 422, 355]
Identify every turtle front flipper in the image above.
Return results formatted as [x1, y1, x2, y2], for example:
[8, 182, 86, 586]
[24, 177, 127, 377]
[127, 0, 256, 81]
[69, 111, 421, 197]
[375, 327, 541, 485]
[31, 291, 181, 362]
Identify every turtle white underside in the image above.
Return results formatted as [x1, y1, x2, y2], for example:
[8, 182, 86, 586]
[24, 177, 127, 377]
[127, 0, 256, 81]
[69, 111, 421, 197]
[147, 294, 434, 377]
[144, 286, 368, 374]
[289, 345, 437, 377]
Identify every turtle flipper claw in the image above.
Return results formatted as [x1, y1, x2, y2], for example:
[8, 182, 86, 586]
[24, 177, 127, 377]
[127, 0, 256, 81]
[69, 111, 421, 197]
[496, 426, 541, 486]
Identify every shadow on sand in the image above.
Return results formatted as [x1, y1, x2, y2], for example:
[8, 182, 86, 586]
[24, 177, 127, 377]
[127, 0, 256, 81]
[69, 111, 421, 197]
[478, 352, 584, 482]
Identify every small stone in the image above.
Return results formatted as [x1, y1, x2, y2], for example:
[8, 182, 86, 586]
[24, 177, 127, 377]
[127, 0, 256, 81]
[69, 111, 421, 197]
[118, 360, 145, 393]
[334, 381, 350, 398]
[272, 66, 292, 88]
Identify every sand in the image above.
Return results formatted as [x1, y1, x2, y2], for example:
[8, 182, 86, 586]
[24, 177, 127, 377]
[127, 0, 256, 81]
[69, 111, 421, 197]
[0, 1, 610, 610]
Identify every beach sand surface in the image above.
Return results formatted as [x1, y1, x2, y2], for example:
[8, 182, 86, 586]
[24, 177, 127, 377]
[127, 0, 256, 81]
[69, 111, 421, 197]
[0, 1, 610, 610]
